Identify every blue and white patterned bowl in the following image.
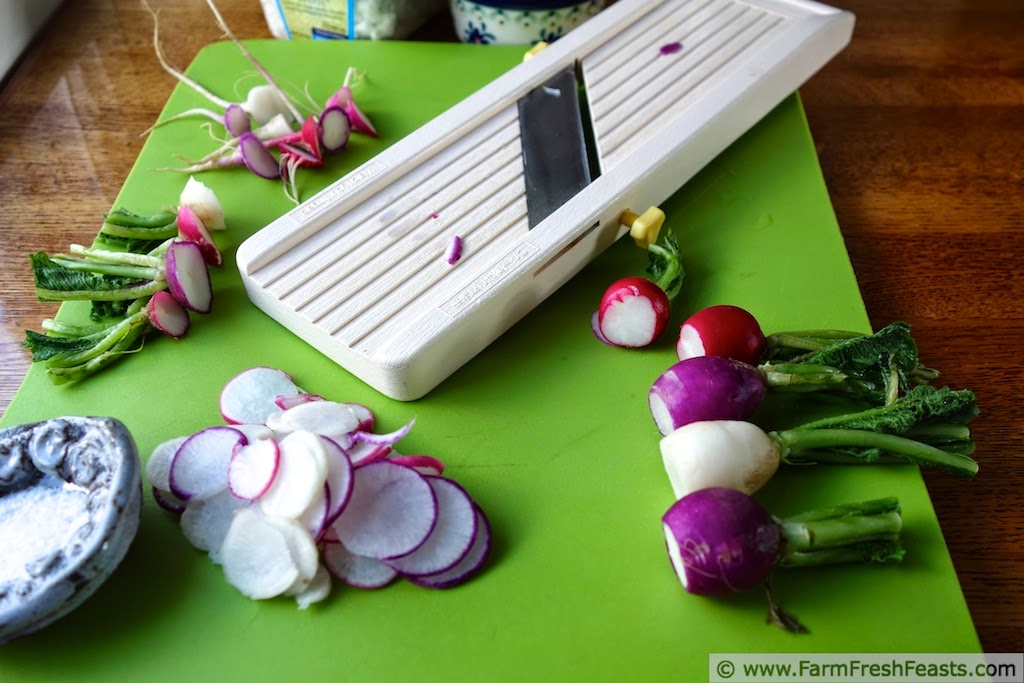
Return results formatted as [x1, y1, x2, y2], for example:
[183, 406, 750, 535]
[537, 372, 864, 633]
[451, 0, 605, 45]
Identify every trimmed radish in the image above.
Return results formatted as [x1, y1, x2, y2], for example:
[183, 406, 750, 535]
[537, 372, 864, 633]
[179, 176, 225, 230]
[147, 290, 191, 338]
[389, 454, 445, 476]
[169, 426, 246, 500]
[594, 276, 671, 348]
[660, 420, 780, 499]
[220, 366, 304, 425]
[165, 240, 213, 314]
[408, 505, 491, 589]
[325, 70, 378, 137]
[322, 541, 398, 589]
[258, 430, 328, 519]
[176, 204, 222, 266]
[228, 437, 281, 500]
[331, 461, 437, 560]
[319, 105, 351, 153]
[180, 489, 249, 561]
[278, 401, 360, 440]
[677, 304, 765, 365]
[386, 476, 477, 577]
[220, 507, 302, 600]
[649, 356, 766, 436]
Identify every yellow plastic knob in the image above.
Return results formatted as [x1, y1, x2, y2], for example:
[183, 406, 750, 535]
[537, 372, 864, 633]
[620, 206, 665, 249]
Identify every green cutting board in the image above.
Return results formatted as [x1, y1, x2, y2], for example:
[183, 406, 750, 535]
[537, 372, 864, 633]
[0, 40, 979, 681]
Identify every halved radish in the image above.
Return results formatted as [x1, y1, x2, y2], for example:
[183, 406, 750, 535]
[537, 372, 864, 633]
[176, 204, 222, 266]
[330, 461, 437, 560]
[258, 431, 328, 519]
[147, 290, 191, 338]
[408, 505, 491, 589]
[165, 240, 213, 314]
[180, 489, 249, 561]
[389, 454, 445, 476]
[228, 437, 280, 500]
[220, 366, 304, 425]
[319, 105, 351, 153]
[220, 507, 302, 599]
[385, 476, 477, 577]
[277, 401, 360, 440]
[322, 541, 398, 589]
[169, 426, 246, 500]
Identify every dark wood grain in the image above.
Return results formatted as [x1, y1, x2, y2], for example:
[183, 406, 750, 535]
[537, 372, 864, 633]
[1, 0, 1021, 653]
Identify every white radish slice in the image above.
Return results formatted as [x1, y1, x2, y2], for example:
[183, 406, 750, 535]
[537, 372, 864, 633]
[386, 476, 477, 577]
[408, 505, 491, 589]
[322, 541, 398, 589]
[176, 204, 222, 266]
[265, 409, 288, 434]
[179, 489, 249, 562]
[264, 515, 320, 589]
[231, 423, 275, 442]
[347, 442, 391, 466]
[220, 366, 303, 425]
[298, 485, 330, 539]
[257, 431, 328, 519]
[220, 507, 301, 599]
[331, 460, 437, 560]
[146, 435, 188, 491]
[278, 401, 360, 440]
[165, 240, 213, 314]
[152, 486, 187, 514]
[274, 393, 323, 410]
[321, 438, 355, 529]
[293, 564, 331, 609]
[389, 455, 445, 476]
[169, 426, 246, 500]
[351, 418, 414, 447]
[228, 438, 280, 500]
[147, 290, 191, 338]
[343, 402, 375, 431]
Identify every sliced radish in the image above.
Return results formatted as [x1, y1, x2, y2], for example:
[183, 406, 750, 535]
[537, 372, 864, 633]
[147, 290, 191, 338]
[238, 131, 281, 179]
[385, 476, 477, 577]
[169, 426, 246, 500]
[331, 461, 437, 560]
[264, 514, 320, 591]
[220, 366, 303, 425]
[176, 204, 222, 266]
[322, 541, 398, 589]
[293, 564, 331, 609]
[321, 438, 355, 529]
[278, 401, 360, 440]
[257, 431, 328, 519]
[351, 418, 414, 447]
[389, 454, 445, 476]
[347, 441, 391, 466]
[408, 505, 491, 589]
[299, 114, 323, 159]
[220, 507, 302, 599]
[298, 485, 330, 539]
[152, 486, 187, 514]
[343, 402, 375, 431]
[223, 103, 251, 137]
[228, 437, 280, 500]
[165, 240, 213, 314]
[180, 489, 249, 562]
[275, 393, 324, 410]
[146, 435, 188, 491]
[231, 423, 275, 442]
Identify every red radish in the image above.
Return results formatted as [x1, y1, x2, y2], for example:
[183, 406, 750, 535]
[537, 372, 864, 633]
[331, 461, 438, 560]
[649, 356, 766, 436]
[219, 366, 304, 424]
[344, 402, 375, 431]
[228, 438, 281, 500]
[346, 442, 392, 466]
[322, 541, 398, 589]
[175, 204, 222, 266]
[677, 304, 765, 365]
[407, 505, 491, 589]
[593, 276, 671, 348]
[165, 240, 213, 314]
[169, 426, 247, 500]
[326, 68, 378, 137]
[385, 476, 478, 577]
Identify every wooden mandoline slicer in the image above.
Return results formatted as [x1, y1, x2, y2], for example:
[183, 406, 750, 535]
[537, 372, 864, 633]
[236, 0, 855, 401]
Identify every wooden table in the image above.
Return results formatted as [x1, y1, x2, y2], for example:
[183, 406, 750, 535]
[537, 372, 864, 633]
[1, 0, 1020, 653]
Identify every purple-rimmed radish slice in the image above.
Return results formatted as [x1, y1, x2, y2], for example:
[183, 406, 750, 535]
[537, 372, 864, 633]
[389, 454, 445, 476]
[275, 393, 324, 410]
[220, 507, 302, 600]
[147, 290, 191, 338]
[408, 505, 491, 589]
[146, 435, 188, 491]
[258, 430, 328, 519]
[330, 460, 437, 560]
[228, 437, 280, 500]
[322, 541, 398, 589]
[169, 426, 246, 500]
[176, 204, 222, 266]
[343, 402, 375, 431]
[278, 401, 360, 440]
[180, 489, 249, 562]
[319, 105, 351, 153]
[165, 240, 213, 314]
[223, 103, 251, 137]
[220, 366, 304, 425]
[386, 476, 477, 577]
[351, 418, 414, 448]
[347, 442, 391, 466]
[321, 438, 355, 529]
[238, 131, 281, 179]
[152, 487, 187, 514]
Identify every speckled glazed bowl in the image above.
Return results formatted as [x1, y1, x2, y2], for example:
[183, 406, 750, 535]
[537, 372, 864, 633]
[0, 417, 141, 644]
[451, 0, 605, 45]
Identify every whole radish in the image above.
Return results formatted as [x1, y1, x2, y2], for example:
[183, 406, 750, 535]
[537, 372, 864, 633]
[676, 304, 765, 364]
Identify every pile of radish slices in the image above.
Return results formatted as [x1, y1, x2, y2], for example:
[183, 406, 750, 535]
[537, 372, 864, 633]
[146, 367, 491, 607]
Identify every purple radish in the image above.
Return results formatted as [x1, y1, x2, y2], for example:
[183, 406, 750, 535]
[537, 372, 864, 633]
[386, 476, 478, 577]
[228, 437, 281, 500]
[146, 435, 188, 492]
[408, 505, 491, 589]
[220, 366, 304, 425]
[169, 426, 247, 500]
[165, 240, 213, 313]
[330, 460, 438, 560]
[147, 290, 191, 338]
[176, 204, 222, 266]
[152, 487, 187, 514]
[676, 304, 765, 365]
[319, 105, 351, 153]
[649, 356, 766, 436]
[322, 541, 398, 589]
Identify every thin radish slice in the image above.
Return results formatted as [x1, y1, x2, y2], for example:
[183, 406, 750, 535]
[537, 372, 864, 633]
[298, 485, 330, 539]
[228, 437, 280, 500]
[347, 442, 391, 466]
[147, 290, 191, 338]
[223, 103, 251, 137]
[321, 438, 355, 529]
[238, 131, 281, 179]
[146, 435, 188, 491]
[152, 486, 187, 514]
[220, 366, 303, 425]
[294, 564, 331, 609]
[220, 507, 301, 599]
[319, 105, 351, 153]
[257, 431, 328, 519]
[264, 515, 320, 589]
[179, 489, 249, 561]
[176, 204, 222, 266]
[330, 461, 437, 560]
[231, 423, 275, 442]
[385, 476, 477, 577]
[343, 402, 375, 431]
[278, 401, 360, 440]
[169, 426, 246, 500]
[166, 240, 213, 314]
[408, 505, 492, 589]
[389, 454, 445, 476]
[351, 418, 414, 447]
[322, 542, 398, 589]
[275, 393, 324, 410]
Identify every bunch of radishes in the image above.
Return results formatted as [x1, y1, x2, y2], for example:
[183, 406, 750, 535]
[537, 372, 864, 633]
[147, 367, 491, 607]
[145, 0, 378, 203]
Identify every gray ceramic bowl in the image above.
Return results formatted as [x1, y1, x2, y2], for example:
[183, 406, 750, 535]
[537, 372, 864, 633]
[0, 416, 141, 644]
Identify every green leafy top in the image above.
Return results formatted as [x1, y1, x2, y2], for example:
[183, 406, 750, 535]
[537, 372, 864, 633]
[31, 252, 147, 296]
[646, 229, 684, 300]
